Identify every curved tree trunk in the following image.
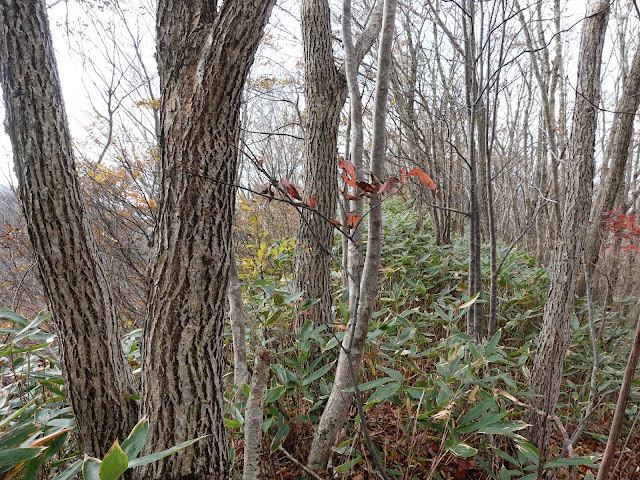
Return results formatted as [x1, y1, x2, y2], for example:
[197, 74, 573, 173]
[0, 0, 138, 458]
[139, 2, 275, 479]
[528, 0, 609, 447]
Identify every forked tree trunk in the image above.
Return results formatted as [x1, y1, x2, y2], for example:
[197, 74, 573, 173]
[293, 0, 382, 332]
[0, 0, 138, 457]
[306, 0, 397, 471]
[139, 2, 275, 479]
[528, 0, 609, 447]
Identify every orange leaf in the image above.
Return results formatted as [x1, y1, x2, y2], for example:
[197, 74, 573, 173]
[340, 189, 361, 201]
[341, 173, 357, 188]
[331, 220, 343, 228]
[357, 181, 377, 194]
[338, 156, 356, 182]
[306, 196, 316, 209]
[407, 168, 437, 190]
[346, 211, 361, 228]
[400, 165, 407, 183]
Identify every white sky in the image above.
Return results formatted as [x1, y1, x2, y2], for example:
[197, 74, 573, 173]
[0, 1, 632, 188]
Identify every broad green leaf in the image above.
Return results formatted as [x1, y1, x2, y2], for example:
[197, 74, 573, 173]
[82, 457, 101, 480]
[478, 420, 528, 435]
[485, 329, 502, 356]
[100, 440, 128, 480]
[299, 320, 313, 344]
[269, 424, 289, 452]
[51, 460, 82, 480]
[128, 438, 201, 468]
[367, 381, 401, 404]
[447, 442, 477, 458]
[121, 418, 149, 460]
[24, 457, 41, 480]
[585, 473, 595, 480]
[456, 412, 510, 434]
[302, 362, 334, 385]
[265, 385, 286, 404]
[458, 397, 496, 426]
[0, 447, 46, 466]
[0, 399, 36, 429]
[335, 455, 363, 473]
[0, 422, 40, 449]
[0, 306, 29, 327]
[345, 377, 393, 393]
[376, 366, 403, 383]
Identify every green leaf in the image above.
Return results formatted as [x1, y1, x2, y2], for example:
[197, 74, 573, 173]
[345, 377, 392, 393]
[128, 438, 201, 468]
[376, 366, 403, 383]
[485, 329, 502, 356]
[121, 418, 149, 460]
[0, 306, 29, 326]
[100, 440, 129, 480]
[0, 399, 36, 429]
[478, 420, 528, 435]
[584, 473, 595, 480]
[0, 422, 40, 449]
[269, 424, 289, 452]
[0, 447, 46, 466]
[460, 293, 480, 309]
[447, 442, 477, 458]
[458, 397, 497, 426]
[335, 455, 363, 473]
[82, 457, 101, 480]
[302, 362, 334, 385]
[367, 381, 401, 404]
[51, 460, 82, 480]
[299, 320, 313, 344]
[543, 455, 598, 468]
[24, 457, 41, 480]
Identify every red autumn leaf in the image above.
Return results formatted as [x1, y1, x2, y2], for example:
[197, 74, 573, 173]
[306, 196, 316, 209]
[407, 168, 437, 190]
[340, 189, 362, 201]
[341, 173, 357, 188]
[338, 156, 356, 181]
[400, 165, 407, 183]
[346, 211, 361, 229]
[357, 181, 378, 194]
[281, 177, 301, 199]
[379, 176, 400, 194]
[331, 220, 343, 228]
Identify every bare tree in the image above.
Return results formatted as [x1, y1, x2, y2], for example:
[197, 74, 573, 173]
[528, 0, 610, 447]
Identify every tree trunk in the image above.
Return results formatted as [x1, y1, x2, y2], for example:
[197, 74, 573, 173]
[243, 350, 270, 480]
[229, 245, 249, 402]
[293, 0, 382, 332]
[293, 0, 347, 332]
[0, 0, 138, 457]
[528, 0, 609, 447]
[306, 0, 397, 471]
[139, 2, 275, 479]
[585, 42, 640, 275]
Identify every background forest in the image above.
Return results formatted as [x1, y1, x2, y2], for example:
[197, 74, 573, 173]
[0, 0, 640, 479]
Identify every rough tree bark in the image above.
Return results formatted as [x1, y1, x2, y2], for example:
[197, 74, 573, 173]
[306, 0, 397, 472]
[0, 0, 138, 457]
[293, 0, 382, 332]
[139, 2, 275, 479]
[528, 0, 609, 446]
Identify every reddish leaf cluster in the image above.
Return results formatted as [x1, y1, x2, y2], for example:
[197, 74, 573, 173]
[336, 156, 437, 229]
[604, 207, 640, 252]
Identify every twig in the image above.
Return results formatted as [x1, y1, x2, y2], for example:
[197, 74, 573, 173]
[277, 446, 324, 480]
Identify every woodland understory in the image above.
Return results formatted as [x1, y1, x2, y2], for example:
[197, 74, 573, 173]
[1, 0, 640, 479]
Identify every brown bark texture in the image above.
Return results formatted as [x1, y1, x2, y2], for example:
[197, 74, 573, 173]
[293, 0, 347, 331]
[0, 0, 138, 458]
[528, 0, 609, 446]
[139, 1, 275, 479]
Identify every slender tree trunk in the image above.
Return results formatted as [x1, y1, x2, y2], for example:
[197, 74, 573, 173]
[306, 0, 397, 471]
[229, 246, 249, 401]
[140, 2, 275, 478]
[0, 0, 137, 458]
[596, 309, 640, 480]
[243, 350, 270, 480]
[528, 0, 609, 447]
[585, 42, 640, 274]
